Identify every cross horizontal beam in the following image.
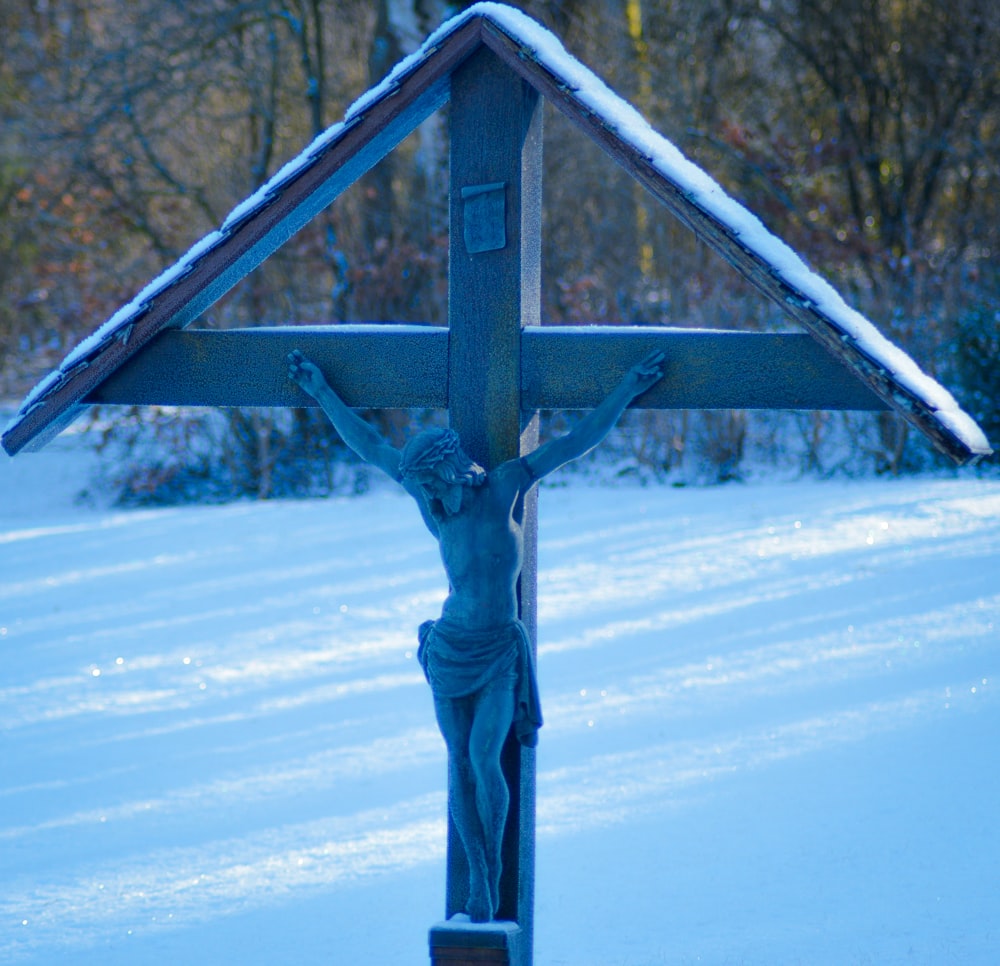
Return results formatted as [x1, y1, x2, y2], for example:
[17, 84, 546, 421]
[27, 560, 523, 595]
[85, 326, 888, 412]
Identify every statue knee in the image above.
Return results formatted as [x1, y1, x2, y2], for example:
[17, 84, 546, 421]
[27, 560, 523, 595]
[449, 747, 475, 781]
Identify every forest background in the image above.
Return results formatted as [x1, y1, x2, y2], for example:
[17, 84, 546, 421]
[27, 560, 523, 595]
[1, 0, 997, 502]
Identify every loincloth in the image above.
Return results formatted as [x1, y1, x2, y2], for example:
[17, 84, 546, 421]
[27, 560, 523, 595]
[417, 617, 543, 747]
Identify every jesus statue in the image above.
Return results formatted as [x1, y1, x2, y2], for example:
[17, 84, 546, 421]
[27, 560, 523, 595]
[287, 347, 664, 922]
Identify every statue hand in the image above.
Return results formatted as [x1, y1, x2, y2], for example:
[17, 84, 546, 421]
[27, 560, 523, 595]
[287, 350, 327, 397]
[623, 349, 665, 398]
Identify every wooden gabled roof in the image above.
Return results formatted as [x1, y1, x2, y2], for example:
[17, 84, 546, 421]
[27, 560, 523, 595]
[2, 3, 991, 463]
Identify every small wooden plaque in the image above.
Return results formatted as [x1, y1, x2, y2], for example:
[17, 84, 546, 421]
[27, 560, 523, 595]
[461, 182, 507, 253]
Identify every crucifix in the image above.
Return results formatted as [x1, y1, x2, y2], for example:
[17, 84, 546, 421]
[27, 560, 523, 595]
[2, 8, 989, 966]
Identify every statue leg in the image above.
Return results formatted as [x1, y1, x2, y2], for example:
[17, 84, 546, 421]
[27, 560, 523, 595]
[469, 679, 516, 919]
[433, 695, 493, 921]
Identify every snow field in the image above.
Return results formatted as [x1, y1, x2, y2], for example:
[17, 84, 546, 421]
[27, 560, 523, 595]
[1, 440, 997, 964]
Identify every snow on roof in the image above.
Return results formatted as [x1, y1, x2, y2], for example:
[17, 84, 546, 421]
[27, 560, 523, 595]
[9, 230, 226, 423]
[4, 3, 991, 460]
[474, 5, 989, 455]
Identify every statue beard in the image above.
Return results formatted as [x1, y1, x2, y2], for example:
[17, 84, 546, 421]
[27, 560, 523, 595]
[439, 482, 464, 516]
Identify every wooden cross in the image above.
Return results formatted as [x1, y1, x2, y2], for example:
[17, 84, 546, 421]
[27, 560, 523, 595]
[3, 9, 989, 966]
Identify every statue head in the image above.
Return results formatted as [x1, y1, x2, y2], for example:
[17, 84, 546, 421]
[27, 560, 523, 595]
[400, 428, 485, 514]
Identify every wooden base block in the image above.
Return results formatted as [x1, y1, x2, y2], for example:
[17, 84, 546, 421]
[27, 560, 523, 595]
[429, 920, 522, 966]
[431, 947, 509, 965]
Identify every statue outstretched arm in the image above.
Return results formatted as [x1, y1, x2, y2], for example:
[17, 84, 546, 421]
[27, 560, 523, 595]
[287, 350, 403, 482]
[523, 350, 664, 481]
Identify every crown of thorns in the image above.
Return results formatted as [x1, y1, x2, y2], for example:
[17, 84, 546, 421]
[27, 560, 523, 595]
[399, 428, 464, 478]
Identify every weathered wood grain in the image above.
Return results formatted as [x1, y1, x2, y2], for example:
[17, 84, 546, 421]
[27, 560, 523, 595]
[86, 327, 888, 413]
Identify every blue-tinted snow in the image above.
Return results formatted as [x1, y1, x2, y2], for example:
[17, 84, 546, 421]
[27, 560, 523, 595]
[1, 434, 997, 964]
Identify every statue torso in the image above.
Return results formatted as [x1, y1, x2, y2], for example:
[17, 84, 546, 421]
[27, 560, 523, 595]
[433, 462, 529, 630]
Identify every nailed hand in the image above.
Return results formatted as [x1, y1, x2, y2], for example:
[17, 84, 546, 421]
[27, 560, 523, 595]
[625, 349, 665, 397]
[287, 350, 326, 397]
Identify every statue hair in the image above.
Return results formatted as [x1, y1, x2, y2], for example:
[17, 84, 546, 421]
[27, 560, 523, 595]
[399, 428, 486, 487]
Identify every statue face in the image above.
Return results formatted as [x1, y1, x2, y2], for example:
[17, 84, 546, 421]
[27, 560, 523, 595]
[401, 430, 483, 517]
[418, 472, 465, 516]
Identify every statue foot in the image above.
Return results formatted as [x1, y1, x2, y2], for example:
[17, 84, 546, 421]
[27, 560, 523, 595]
[466, 883, 494, 923]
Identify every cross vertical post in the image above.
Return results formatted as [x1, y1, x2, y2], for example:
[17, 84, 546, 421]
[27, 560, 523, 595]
[440, 44, 542, 966]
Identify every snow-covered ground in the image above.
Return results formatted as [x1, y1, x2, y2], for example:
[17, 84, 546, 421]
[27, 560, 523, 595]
[1, 432, 997, 965]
